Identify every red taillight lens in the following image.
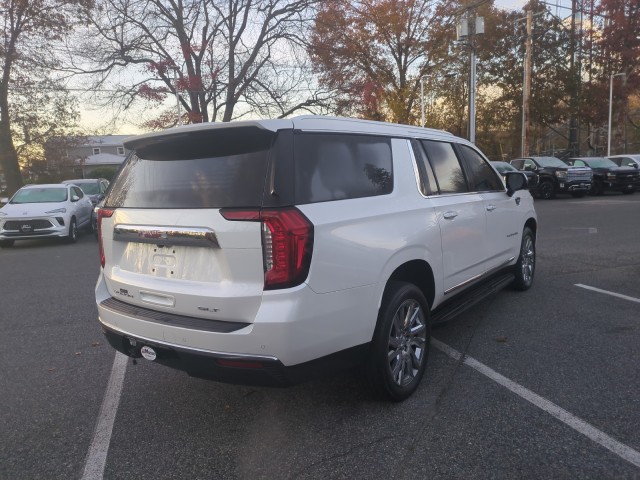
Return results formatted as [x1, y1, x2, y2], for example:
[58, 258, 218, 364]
[97, 208, 115, 268]
[220, 207, 314, 290]
[260, 209, 313, 290]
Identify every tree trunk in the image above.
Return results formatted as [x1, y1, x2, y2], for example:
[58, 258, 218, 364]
[0, 86, 22, 196]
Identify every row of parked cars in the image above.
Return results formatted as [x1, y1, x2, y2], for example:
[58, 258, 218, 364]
[492, 154, 640, 199]
[0, 178, 109, 247]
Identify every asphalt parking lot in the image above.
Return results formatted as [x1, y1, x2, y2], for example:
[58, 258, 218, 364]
[1, 193, 639, 479]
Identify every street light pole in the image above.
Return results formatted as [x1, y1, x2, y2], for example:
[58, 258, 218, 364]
[172, 67, 181, 126]
[607, 72, 625, 156]
[420, 77, 425, 127]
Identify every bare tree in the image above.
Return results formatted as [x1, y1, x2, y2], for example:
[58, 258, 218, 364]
[71, 0, 329, 128]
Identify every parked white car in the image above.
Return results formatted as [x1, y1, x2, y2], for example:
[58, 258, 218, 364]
[0, 184, 94, 247]
[96, 116, 537, 401]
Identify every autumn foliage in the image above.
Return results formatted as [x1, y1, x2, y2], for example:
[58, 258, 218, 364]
[310, 0, 454, 124]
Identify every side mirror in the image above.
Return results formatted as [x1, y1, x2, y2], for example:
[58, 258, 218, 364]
[71, 195, 80, 202]
[505, 172, 528, 197]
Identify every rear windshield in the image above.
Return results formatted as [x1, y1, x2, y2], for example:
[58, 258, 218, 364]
[105, 128, 273, 209]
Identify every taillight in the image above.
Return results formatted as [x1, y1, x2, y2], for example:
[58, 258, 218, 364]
[220, 207, 314, 290]
[97, 208, 115, 268]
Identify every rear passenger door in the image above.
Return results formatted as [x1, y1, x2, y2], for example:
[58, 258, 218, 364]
[457, 144, 522, 268]
[414, 140, 489, 295]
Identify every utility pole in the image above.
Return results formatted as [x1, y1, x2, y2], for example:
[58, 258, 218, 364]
[521, 9, 533, 157]
[469, 33, 477, 144]
[567, 0, 583, 156]
[608, 72, 625, 156]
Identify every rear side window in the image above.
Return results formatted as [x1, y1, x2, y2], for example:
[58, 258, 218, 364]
[105, 128, 273, 209]
[457, 145, 503, 192]
[294, 134, 393, 204]
[421, 140, 468, 194]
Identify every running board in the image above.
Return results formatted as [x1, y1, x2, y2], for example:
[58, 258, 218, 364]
[431, 272, 515, 325]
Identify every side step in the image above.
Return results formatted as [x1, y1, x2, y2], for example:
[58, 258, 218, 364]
[431, 272, 515, 325]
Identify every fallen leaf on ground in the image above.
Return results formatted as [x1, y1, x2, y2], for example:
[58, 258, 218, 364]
[496, 336, 508, 343]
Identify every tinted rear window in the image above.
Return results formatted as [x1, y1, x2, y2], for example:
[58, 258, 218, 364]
[105, 128, 273, 209]
[294, 133, 393, 204]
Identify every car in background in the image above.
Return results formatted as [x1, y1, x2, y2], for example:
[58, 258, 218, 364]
[62, 178, 109, 206]
[0, 183, 93, 247]
[510, 156, 592, 199]
[63, 178, 110, 235]
[491, 161, 538, 195]
[608, 154, 640, 170]
[567, 157, 640, 195]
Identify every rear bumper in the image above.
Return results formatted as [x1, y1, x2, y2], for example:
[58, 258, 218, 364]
[95, 270, 377, 384]
[101, 322, 368, 387]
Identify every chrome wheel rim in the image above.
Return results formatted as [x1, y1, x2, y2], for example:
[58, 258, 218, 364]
[387, 299, 427, 387]
[71, 222, 77, 240]
[521, 236, 535, 284]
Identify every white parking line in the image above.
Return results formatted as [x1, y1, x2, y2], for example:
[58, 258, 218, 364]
[575, 284, 640, 305]
[81, 352, 128, 480]
[431, 338, 640, 469]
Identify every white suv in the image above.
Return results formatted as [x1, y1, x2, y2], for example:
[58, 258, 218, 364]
[96, 116, 537, 401]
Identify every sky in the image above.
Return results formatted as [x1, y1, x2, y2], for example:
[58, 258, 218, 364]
[494, 0, 527, 10]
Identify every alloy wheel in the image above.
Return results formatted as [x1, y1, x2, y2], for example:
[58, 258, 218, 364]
[387, 299, 427, 387]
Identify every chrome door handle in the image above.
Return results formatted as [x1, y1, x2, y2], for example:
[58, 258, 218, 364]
[486, 204, 497, 212]
[443, 211, 458, 220]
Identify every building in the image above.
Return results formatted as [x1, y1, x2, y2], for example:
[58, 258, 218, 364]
[47, 135, 134, 178]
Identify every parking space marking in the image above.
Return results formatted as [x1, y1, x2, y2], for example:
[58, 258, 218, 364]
[81, 352, 128, 480]
[432, 338, 640, 469]
[575, 284, 640, 305]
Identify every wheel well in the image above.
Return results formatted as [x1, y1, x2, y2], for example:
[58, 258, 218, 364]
[386, 260, 435, 309]
[525, 218, 537, 238]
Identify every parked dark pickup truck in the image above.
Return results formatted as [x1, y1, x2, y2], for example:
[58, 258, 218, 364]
[567, 157, 640, 195]
[510, 156, 593, 199]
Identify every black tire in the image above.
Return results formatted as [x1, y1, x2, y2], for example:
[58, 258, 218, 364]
[67, 217, 78, 243]
[571, 191, 586, 198]
[590, 180, 604, 196]
[538, 181, 555, 200]
[366, 281, 431, 402]
[512, 227, 535, 291]
[0, 239, 15, 248]
[622, 189, 635, 195]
